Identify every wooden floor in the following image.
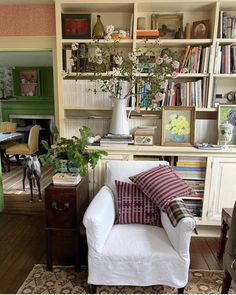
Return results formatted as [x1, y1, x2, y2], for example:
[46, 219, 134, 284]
[0, 213, 224, 294]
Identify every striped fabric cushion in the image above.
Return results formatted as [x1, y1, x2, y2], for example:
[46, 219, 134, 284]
[129, 165, 192, 211]
[115, 180, 159, 226]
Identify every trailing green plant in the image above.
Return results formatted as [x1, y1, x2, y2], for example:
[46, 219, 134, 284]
[41, 126, 107, 177]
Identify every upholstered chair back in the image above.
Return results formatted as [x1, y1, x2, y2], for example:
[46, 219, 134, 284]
[104, 160, 169, 198]
[28, 125, 40, 153]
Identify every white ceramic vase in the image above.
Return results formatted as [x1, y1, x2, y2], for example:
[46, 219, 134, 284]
[109, 98, 129, 135]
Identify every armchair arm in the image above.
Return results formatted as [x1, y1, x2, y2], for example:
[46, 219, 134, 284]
[83, 186, 116, 253]
[161, 211, 195, 260]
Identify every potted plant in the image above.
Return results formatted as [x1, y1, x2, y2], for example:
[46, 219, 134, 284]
[41, 125, 107, 177]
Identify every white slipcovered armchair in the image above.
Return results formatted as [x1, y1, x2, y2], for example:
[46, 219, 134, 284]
[83, 160, 195, 293]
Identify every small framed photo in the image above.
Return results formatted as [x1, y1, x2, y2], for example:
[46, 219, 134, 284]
[161, 106, 196, 146]
[62, 14, 91, 39]
[191, 20, 209, 39]
[151, 13, 183, 39]
[218, 105, 236, 146]
[19, 70, 39, 96]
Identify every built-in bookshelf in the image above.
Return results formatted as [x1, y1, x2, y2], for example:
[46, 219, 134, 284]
[54, 0, 236, 139]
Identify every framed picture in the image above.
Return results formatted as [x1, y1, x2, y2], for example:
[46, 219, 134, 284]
[62, 14, 91, 39]
[19, 70, 39, 96]
[191, 20, 209, 39]
[218, 105, 236, 146]
[151, 13, 183, 39]
[161, 106, 196, 146]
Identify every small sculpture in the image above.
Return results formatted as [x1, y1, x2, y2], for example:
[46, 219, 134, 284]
[219, 121, 234, 147]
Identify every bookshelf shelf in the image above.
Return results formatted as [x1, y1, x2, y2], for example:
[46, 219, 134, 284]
[55, 0, 236, 234]
[136, 39, 213, 46]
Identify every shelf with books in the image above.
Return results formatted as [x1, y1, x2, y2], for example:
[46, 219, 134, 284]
[135, 39, 213, 47]
[62, 39, 133, 46]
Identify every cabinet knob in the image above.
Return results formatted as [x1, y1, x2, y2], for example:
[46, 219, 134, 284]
[51, 201, 69, 211]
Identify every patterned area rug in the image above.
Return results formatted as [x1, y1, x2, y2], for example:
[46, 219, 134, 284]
[3, 164, 54, 197]
[17, 264, 234, 294]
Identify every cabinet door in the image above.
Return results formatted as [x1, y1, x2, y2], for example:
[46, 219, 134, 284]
[207, 157, 236, 223]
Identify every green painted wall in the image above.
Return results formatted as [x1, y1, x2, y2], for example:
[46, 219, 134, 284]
[0, 66, 54, 212]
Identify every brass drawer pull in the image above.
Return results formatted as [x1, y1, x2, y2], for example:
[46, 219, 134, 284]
[51, 201, 70, 211]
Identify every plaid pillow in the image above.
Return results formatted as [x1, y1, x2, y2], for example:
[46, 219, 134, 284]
[129, 165, 192, 211]
[115, 180, 159, 226]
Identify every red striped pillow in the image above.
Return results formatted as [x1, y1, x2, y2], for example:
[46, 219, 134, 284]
[129, 165, 192, 211]
[115, 180, 159, 226]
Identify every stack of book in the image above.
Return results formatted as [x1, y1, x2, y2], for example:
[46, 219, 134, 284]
[100, 134, 133, 147]
[136, 30, 159, 39]
[52, 173, 81, 186]
[173, 157, 207, 180]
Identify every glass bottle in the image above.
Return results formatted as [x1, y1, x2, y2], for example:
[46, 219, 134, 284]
[92, 15, 105, 39]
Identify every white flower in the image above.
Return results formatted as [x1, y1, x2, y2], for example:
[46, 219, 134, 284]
[163, 55, 172, 64]
[155, 92, 165, 101]
[170, 88, 175, 96]
[104, 34, 112, 41]
[113, 55, 123, 66]
[96, 57, 103, 65]
[106, 25, 115, 35]
[171, 71, 178, 78]
[69, 58, 75, 66]
[172, 60, 180, 70]
[119, 30, 127, 38]
[156, 57, 163, 65]
[95, 47, 102, 57]
[128, 52, 139, 64]
[61, 70, 67, 78]
[160, 80, 168, 89]
[71, 42, 79, 51]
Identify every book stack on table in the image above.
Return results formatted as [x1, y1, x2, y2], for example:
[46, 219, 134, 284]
[100, 134, 133, 147]
[52, 173, 81, 186]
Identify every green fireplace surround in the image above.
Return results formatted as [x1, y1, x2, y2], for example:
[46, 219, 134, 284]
[0, 66, 55, 211]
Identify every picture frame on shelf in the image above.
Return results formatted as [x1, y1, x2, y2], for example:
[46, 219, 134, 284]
[191, 19, 209, 39]
[19, 70, 39, 96]
[151, 13, 183, 39]
[161, 106, 195, 146]
[62, 14, 91, 39]
[218, 104, 236, 146]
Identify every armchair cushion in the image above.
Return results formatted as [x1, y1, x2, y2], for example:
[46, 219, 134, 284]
[129, 165, 192, 211]
[115, 180, 159, 226]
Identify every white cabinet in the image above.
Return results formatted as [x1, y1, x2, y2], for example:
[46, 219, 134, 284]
[207, 157, 236, 223]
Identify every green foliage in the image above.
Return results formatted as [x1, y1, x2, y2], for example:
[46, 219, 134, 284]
[41, 126, 107, 177]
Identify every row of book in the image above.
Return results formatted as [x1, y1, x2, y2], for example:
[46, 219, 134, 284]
[134, 78, 209, 108]
[218, 11, 236, 39]
[214, 44, 236, 74]
[179, 45, 211, 74]
[163, 79, 209, 108]
[100, 134, 133, 147]
[174, 156, 207, 218]
[52, 173, 81, 186]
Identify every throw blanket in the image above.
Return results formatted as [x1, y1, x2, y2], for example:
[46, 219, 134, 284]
[166, 199, 197, 233]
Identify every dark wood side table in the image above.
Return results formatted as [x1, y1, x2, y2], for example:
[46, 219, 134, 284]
[45, 176, 89, 271]
[217, 208, 233, 259]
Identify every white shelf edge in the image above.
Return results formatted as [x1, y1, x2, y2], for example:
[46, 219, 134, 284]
[136, 38, 212, 45]
[213, 74, 236, 78]
[62, 39, 133, 45]
[216, 38, 236, 44]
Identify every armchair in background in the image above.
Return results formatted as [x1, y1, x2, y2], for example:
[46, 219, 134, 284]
[83, 160, 195, 293]
[221, 201, 236, 294]
[5, 124, 40, 171]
